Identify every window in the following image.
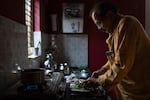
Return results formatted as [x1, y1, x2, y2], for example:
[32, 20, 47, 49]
[25, 0, 41, 58]
[25, 0, 34, 56]
[25, 0, 33, 48]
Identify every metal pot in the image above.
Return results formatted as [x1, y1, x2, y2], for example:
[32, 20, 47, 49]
[20, 68, 45, 85]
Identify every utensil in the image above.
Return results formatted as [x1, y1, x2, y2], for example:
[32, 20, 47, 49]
[20, 68, 45, 85]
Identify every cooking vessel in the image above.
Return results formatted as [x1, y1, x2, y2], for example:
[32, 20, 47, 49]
[20, 68, 45, 85]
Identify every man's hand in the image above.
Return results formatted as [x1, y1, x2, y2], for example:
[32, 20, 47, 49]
[91, 70, 100, 78]
[82, 77, 100, 88]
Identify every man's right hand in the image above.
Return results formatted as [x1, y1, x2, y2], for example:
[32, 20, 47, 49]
[82, 77, 100, 88]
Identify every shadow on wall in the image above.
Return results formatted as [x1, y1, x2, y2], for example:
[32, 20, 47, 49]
[0, 15, 41, 92]
[52, 34, 88, 68]
[0, 15, 55, 92]
[0, 15, 28, 91]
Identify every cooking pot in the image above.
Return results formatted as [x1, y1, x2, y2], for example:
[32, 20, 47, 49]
[20, 68, 45, 85]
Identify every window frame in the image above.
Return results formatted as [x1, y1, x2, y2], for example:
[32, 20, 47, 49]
[25, 0, 41, 58]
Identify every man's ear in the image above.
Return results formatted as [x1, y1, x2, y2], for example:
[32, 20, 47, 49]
[105, 11, 116, 22]
[105, 11, 115, 17]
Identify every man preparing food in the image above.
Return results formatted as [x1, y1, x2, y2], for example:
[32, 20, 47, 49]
[83, 1, 150, 100]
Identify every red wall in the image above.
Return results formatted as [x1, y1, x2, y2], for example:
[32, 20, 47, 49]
[45, 0, 145, 72]
[87, 0, 145, 72]
[34, 0, 40, 31]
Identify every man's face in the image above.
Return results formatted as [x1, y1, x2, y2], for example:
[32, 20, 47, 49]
[91, 12, 110, 33]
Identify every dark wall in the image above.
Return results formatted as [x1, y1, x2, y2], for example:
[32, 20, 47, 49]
[0, 0, 25, 24]
[40, 0, 48, 32]
[0, 0, 47, 32]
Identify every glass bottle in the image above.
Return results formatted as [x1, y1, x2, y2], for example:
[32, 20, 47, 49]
[64, 63, 70, 75]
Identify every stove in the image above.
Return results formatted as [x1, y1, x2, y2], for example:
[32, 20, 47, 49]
[1, 72, 66, 100]
[17, 82, 48, 93]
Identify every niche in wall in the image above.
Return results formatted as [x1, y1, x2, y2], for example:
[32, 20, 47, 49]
[62, 3, 84, 33]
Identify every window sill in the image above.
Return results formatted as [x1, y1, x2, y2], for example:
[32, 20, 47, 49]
[28, 54, 39, 59]
[28, 46, 41, 59]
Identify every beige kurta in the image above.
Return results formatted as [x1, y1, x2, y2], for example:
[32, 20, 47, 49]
[98, 15, 150, 100]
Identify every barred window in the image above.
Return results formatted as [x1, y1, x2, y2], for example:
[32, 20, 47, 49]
[25, 0, 41, 58]
[25, 0, 34, 48]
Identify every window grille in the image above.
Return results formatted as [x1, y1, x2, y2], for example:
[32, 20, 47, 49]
[25, 0, 34, 48]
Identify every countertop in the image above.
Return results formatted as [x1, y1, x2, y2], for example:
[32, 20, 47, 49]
[0, 72, 66, 100]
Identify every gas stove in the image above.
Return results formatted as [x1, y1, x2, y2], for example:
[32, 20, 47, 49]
[17, 82, 48, 93]
[1, 72, 66, 100]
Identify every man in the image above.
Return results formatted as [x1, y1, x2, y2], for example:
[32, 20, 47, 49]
[83, 1, 150, 100]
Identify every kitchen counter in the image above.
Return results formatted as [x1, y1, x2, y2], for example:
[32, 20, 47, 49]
[64, 82, 109, 100]
[0, 70, 111, 100]
[63, 67, 111, 100]
[0, 72, 66, 100]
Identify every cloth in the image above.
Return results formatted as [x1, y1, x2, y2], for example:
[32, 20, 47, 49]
[98, 15, 150, 100]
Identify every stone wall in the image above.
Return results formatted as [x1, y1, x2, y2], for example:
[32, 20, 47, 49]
[0, 15, 48, 92]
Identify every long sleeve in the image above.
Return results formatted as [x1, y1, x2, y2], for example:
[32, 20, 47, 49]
[98, 16, 140, 91]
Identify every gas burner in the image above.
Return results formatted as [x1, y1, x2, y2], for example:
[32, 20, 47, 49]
[26, 84, 39, 91]
[17, 82, 48, 92]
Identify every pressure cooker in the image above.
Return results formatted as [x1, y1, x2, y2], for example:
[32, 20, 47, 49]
[20, 68, 45, 85]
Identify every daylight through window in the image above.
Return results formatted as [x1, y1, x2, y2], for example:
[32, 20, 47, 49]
[25, 0, 33, 48]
